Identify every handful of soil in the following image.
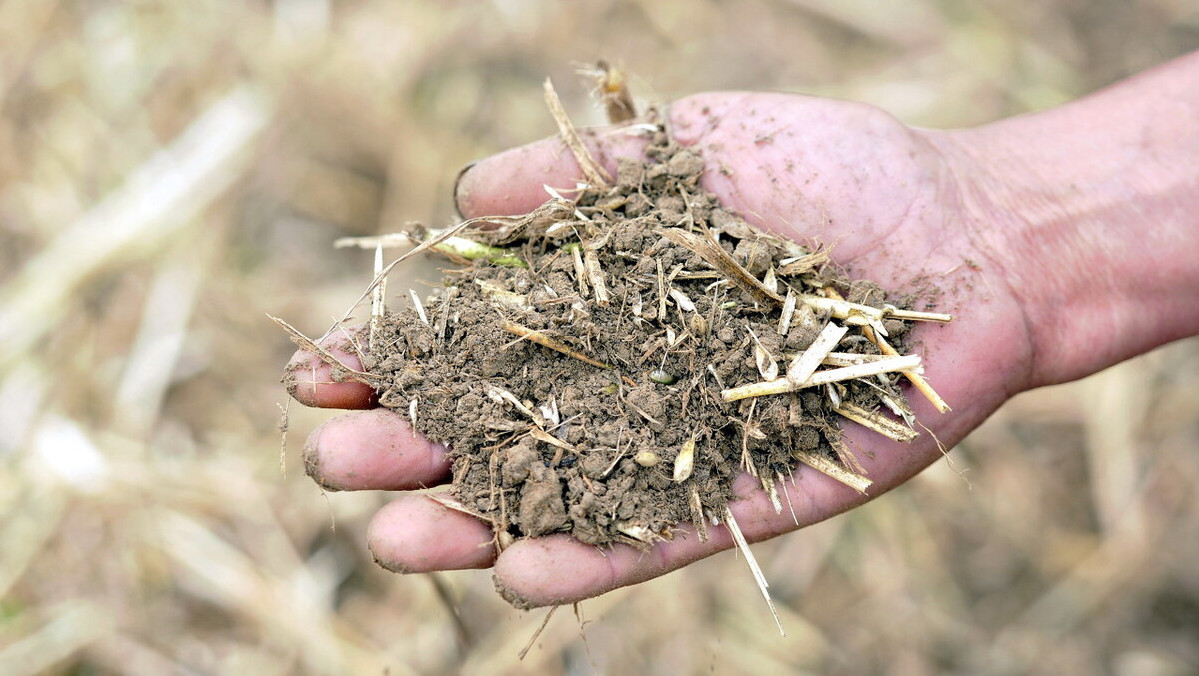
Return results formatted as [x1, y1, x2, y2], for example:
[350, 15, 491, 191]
[317, 115, 951, 554]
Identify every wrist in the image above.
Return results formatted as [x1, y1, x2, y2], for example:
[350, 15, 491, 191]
[931, 54, 1199, 388]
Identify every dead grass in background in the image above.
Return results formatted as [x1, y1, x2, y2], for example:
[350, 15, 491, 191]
[1, 1, 1197, 674]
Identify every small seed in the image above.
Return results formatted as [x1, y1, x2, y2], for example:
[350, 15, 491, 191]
[649, 369, 677, 385]
[634, 450, 660, 467]
[673, 434, 697, 483]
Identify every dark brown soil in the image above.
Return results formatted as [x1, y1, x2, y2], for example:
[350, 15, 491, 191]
[361, 123, 920, 550]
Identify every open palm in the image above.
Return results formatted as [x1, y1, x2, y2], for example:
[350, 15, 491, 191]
[287, 92, 1034, 608]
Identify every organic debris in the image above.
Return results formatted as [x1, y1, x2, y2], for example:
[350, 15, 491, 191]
[315, 106, 951, 558]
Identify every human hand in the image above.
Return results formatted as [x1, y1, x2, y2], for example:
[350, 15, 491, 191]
[285, 92, 1045, 608]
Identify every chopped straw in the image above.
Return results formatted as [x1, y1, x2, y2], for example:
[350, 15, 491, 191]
[500, 320, 613, 370]
[721, 507, 785, 637]
[721, 354, 922, 402]
[835, 401, 918, 443]
[543, 78, 610, 188]
[793, 449, 873, 494]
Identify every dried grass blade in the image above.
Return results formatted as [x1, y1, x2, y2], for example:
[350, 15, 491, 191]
[777, 250, 831, 276]
[543, 78, 610, 188]
[529, 427, 577, 452]
[777, 289, 797, 335]
[409, 289, 428, 326]
[268, 314, 377, 385]
[827, 434, 868, 478]
[722, 507, 785, 637]
[572, 247, 589, 298]
[656, 258, 668, 320]
[793, 449, 873, 493]
[518, 606, 559, 661]
[835, 401, 918, 443]
[325, 215, 508, 338]
[689, 488, 709, 542]
[500, 320, 612, 370]
[486, 386, 545, 426]
[339, 233, 528, 268]
[582, 247, 610, 306]
[747, 327, 779, 381]
[656, 228, 784, 306]
[370, 244, 386, 350]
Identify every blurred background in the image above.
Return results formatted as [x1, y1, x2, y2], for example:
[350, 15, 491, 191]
[1, 1, 1197, 674]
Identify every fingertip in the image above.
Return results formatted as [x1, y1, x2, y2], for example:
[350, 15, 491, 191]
[367, 495, 497, 574]
[304, 409, 450, 492]
[492, 535, 618, 609]
[454, 140, 573, 218]
[453, 129, 652, 219]
[283, 337, 376, 410]
[451, 160, 476, 219]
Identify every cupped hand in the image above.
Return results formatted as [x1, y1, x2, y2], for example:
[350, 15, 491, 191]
[285, 92, 1033, 608]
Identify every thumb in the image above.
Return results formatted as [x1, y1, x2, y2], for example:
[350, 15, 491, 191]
[453, 125, 652, 218]
[450, 93, 769, 222]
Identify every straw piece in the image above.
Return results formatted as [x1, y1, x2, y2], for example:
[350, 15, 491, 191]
[543, 78, 610, 188]
[776, 250, 831, 276]
[657, 228, 784, 306]
[268, 315, 378, 386]
[721, 507, 785, 637]
[500, 320, 612, 370]
[786, 322, 849, 385]
[866, 327, 951, 413]
[722, 355, 922, 402]
[793, 450, 873, 494]
[835, 401, 918, 443]
[583, 247, 610, 306]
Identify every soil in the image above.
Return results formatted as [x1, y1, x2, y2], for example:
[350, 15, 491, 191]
[360, 123, 923, 550]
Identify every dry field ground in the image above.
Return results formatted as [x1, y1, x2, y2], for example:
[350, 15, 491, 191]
[1, 1, 1197, 674]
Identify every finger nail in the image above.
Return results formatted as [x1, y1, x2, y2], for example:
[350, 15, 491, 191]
[452, 160, 478, 219]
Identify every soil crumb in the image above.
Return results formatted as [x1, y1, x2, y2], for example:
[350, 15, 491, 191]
[360, 118, 938, 550]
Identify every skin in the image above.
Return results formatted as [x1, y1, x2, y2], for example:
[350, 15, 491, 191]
[286, 52, 1199, 608]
